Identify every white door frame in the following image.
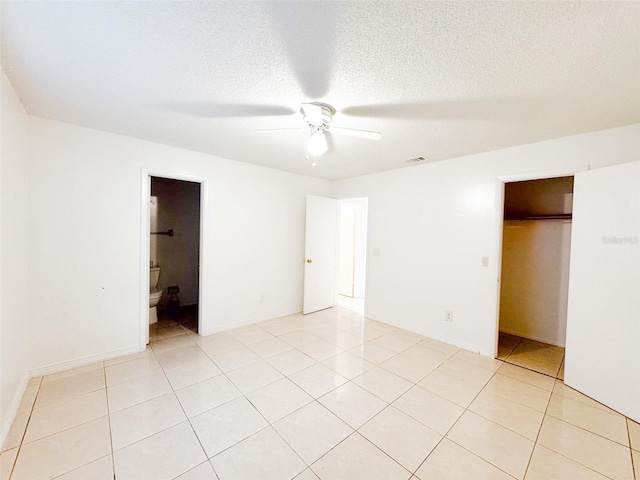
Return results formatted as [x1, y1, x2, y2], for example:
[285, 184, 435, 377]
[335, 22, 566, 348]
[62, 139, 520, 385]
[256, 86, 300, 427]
[139, 169, 208, 346]
[492, 166, 583, 358]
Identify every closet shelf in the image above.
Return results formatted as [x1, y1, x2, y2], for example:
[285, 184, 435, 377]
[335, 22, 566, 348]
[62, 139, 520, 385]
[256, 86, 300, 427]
[504, 214, 572, 221]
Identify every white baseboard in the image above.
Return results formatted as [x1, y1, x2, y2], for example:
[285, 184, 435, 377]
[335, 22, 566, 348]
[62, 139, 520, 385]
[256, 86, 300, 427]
[199, 309, 302, 337]
[29, 345, 144, 378]
[365, 314, 494, 357]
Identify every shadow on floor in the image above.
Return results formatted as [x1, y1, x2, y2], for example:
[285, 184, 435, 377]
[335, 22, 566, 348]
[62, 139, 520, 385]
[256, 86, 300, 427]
[154, 304, 198, 336]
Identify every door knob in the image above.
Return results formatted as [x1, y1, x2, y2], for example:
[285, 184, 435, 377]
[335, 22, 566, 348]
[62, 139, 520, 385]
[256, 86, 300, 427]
[306, 259, 313, 263]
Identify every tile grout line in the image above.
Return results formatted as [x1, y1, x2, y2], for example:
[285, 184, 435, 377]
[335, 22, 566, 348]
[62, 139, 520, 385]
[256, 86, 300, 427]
[259, 399, 332, 478]
[408, 366, 522, 480]
[299, 342, 479, 479]
[629, 420, 638, 480]
[521, 360, 556, 480]
[501, 342, 625, 479]
[185, 323, 320, 478]
[167, 327, 226, 480]
[189, 337, 271, 479]
[15, 371, 112, 480]
[202, 314, 353, 478]
[213, 344, 347, 474]
[151, 329, 219, 479]
[297, 335, 460, 478]
[182, 313, 391, 478]
[6, 376, 42, 480]
[102, 360, 117, 480]
[408, 345, 574, 479]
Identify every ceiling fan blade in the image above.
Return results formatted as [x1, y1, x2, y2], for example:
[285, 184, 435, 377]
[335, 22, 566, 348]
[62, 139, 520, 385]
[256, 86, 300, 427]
[269, 2, 340, 99]
[157, 103, 297, 118]
[341, 98, 555, 121]
[301, 103, 324, 126]
[254, 127, 304, 133]
[329, 127, 382, 141]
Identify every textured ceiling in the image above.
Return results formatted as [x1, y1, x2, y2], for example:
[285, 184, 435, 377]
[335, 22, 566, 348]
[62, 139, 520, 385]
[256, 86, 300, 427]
[1, 1, 639, 180]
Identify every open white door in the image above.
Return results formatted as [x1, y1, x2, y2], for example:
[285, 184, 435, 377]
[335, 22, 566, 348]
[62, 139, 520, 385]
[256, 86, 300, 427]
[565, 161, 640, 422]
[303, 195, 338, 314]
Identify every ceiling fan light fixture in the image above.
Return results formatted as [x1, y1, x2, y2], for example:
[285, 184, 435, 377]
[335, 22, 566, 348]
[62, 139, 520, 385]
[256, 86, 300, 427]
[307, 129, 328, 156]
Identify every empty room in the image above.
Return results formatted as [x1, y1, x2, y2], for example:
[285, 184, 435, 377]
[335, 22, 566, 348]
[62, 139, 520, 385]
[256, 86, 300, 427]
[1, 1, 639, 479]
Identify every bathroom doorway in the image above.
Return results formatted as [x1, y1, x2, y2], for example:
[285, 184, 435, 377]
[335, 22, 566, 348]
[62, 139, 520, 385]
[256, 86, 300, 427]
[149, 176, 202, 338]
[497, 176, 573, 377]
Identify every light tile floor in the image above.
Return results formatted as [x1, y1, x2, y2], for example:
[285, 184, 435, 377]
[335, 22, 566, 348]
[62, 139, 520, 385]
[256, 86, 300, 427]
[2, 309, 638, 480]
[498, 333, 565, 379]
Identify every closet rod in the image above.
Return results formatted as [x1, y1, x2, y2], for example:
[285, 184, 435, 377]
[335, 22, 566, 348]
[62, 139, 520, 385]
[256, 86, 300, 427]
[505, 214, 572, 221]
[151, 229, 174, 236]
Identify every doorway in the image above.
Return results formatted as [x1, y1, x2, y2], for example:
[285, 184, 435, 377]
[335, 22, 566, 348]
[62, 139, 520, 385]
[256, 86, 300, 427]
[497, 176, 574, 378]
[336, 198, 368, 315]
[302, 195, 368, 316]
[148, 176, 202, 340]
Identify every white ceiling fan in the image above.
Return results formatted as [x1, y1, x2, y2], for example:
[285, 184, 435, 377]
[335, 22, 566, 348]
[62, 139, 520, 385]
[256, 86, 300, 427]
[257, 102, 382, 157]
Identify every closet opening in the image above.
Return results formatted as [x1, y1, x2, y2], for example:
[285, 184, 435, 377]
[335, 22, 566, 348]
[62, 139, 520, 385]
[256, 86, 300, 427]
[497, 176, 574, 378]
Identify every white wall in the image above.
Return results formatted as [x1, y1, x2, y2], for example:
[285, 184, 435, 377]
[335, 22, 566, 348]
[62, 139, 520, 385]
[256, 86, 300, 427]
[335, 124, 640, 356]
[26, 116, 332, 374]
[151, 178, 200, 307]
[499, 220, 572, 346]
[0, 70, 31, 442]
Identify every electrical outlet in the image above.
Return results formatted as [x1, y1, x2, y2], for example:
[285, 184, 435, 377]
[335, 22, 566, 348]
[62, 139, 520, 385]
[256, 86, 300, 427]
[445, 311, 453, 322]
[259, 294, 264, 304]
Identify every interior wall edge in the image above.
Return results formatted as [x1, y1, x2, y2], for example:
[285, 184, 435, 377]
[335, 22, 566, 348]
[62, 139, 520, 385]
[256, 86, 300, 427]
[0, 374, 29, 449]
[0, 68, 32, 449]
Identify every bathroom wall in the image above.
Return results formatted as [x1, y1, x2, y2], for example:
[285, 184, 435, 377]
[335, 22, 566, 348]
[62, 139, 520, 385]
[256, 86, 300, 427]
[149, 196, 158, 266]
[0, 69, 31, 442]
[151, 178, 201, 307]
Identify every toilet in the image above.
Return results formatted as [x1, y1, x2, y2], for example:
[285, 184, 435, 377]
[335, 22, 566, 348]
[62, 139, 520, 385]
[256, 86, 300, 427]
[149, 267, 162, 324]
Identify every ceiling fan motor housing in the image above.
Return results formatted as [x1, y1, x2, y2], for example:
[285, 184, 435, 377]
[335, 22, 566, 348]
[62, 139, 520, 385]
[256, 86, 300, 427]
[301, 102, 336, 128]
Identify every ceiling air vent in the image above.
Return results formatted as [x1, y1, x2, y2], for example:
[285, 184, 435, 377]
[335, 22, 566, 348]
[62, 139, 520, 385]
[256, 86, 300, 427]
[404, 156, 428, 164]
